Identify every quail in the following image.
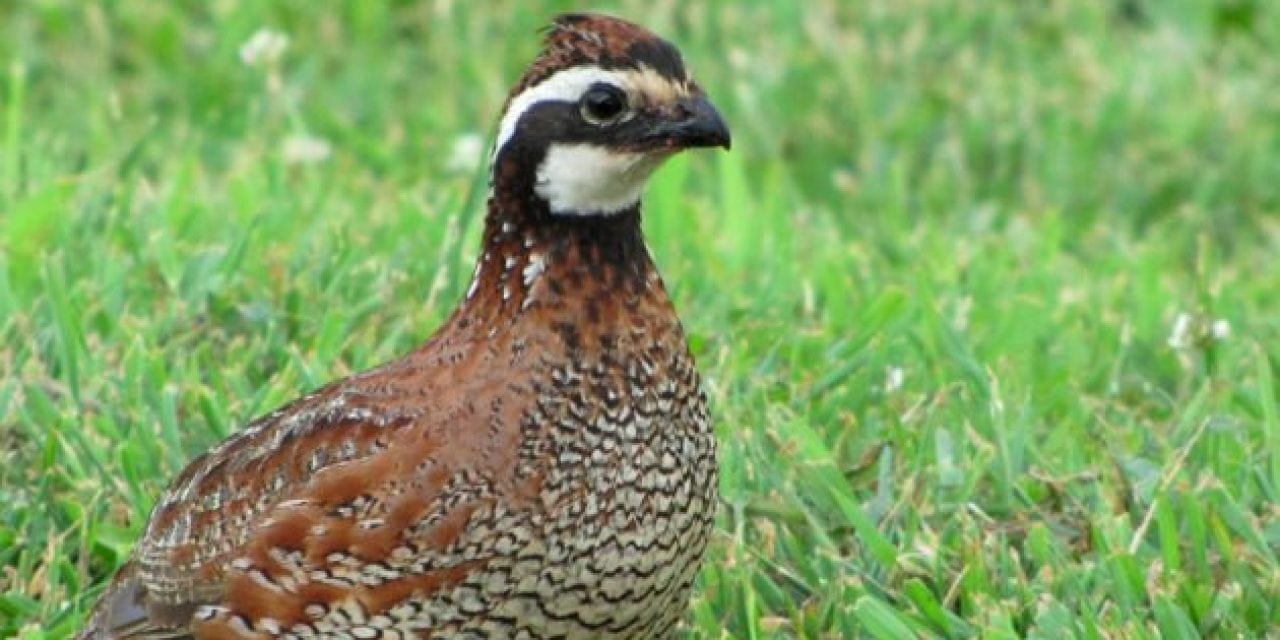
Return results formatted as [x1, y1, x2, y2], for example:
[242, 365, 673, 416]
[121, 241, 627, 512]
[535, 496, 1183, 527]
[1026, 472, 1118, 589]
[78, 12, 730, 640]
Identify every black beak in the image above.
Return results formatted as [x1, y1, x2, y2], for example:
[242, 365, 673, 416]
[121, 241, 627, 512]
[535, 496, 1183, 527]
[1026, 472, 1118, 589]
[647, 94, 732, 151]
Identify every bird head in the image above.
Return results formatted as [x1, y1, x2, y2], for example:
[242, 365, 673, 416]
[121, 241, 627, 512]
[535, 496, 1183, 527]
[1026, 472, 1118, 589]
[490, 13, 731, 217]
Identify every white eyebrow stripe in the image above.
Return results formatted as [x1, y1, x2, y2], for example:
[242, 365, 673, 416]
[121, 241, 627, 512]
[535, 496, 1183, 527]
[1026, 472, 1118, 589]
[492, 65, 631, 161]
[491, 64, 686, 162]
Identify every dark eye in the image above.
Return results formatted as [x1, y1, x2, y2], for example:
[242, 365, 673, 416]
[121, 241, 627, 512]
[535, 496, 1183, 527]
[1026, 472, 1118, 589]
[580, 84, 627, 124]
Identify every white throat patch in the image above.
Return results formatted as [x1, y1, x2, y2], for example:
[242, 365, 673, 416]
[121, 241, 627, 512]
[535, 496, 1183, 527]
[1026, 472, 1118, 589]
[492, 63, 688, 216]
[535, 144, 669, 215]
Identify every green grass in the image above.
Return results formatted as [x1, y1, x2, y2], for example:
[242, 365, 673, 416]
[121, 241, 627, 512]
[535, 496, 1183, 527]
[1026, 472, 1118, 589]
[4, 0, 1280, 637]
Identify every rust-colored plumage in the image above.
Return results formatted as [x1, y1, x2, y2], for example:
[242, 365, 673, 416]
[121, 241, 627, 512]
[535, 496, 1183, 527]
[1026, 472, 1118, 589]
[79, 13, 729, 639]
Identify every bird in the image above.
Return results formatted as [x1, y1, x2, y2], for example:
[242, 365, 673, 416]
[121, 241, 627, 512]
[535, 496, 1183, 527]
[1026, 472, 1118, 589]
[77, 12, 730, 640]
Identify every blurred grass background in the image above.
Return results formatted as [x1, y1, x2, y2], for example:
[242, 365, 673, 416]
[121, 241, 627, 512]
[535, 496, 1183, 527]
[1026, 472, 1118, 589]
[3, 0, 1280, 637]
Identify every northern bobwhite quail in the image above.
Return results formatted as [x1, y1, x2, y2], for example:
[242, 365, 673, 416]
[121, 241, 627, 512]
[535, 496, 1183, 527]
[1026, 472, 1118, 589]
[78, 12, 729, 640]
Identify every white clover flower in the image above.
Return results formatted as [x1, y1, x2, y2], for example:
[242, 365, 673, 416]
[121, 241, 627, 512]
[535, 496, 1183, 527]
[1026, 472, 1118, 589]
[281, 134, 331, 165]
[240, 29, 289, 67]
[1211, 319, 1231, 341]
[1167, 312, 1192, 350]
[884, 366, 905, 393]
[446, 133, 485, 174]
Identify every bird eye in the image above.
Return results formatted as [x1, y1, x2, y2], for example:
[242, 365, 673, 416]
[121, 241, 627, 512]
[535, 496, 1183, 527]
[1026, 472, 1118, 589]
[580, 84, 627, 124]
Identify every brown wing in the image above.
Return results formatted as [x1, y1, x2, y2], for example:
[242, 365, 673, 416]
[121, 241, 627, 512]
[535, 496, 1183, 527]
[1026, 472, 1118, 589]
[80, 330, 543, 639]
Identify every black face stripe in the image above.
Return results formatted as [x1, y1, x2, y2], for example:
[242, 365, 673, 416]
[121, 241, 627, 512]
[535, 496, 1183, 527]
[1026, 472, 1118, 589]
[507, 98, 672, 157]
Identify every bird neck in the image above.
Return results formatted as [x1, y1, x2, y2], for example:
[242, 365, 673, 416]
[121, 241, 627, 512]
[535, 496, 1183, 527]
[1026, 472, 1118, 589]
[445, 164, 669, 337]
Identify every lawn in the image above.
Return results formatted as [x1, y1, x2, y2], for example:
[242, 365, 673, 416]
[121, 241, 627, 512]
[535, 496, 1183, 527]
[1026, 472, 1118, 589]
[3, 0, 1280, 637]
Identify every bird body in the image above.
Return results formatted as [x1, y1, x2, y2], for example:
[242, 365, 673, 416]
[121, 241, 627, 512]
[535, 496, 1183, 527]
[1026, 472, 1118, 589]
[79, 13, 729, 639]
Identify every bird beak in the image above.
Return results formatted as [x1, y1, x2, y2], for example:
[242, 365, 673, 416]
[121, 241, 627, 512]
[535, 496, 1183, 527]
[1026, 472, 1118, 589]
[647, 94, 732, 151]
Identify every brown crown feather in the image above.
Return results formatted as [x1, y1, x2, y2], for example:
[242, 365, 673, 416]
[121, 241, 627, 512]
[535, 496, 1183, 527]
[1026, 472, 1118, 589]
[506, 13, 689, 101]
